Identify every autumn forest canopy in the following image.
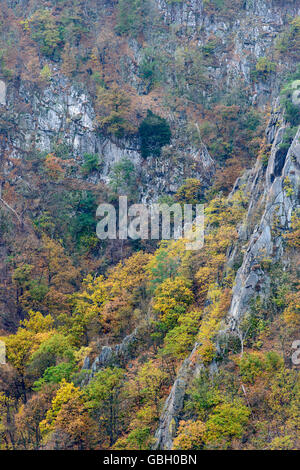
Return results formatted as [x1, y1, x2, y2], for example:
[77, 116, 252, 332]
[0, 0, 299, 452]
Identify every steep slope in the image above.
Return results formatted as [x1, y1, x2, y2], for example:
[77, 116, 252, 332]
[1, 0, 299, 331]
[153, 97, 300, 449]
[0, 0, 299, 451]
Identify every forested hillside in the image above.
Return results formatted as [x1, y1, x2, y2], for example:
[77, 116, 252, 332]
[0, 0, 299, 450]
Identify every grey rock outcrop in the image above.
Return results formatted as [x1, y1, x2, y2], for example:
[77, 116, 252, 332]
[82, 329, 139, 384]
[155, 0, 300, 104]
[228, 103, 300, 329]
[153, 98, 300, 449]
[3, 77, 214, 202]
[0, 81, 6, 106]
[153, 344, 203, 450]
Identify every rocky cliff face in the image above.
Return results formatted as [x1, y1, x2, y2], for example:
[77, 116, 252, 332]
[1, 0, 299, 208]
[153, 343, 204, 450]
[0, 0, 299, 451]
[155, 0, 300, 104]
[1, 76, 214, 203]
[82, 328, 139, 384]
[228, 101, 300, 329]
[153, 98, 300, 449]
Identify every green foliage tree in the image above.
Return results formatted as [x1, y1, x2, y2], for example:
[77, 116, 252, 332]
[139, 110, 171, 158]
[153, 276, 194, 330]
[109, 158, 137, 197]
[27, 10, 62, 59]
[116, 0, 152, 37]
[96, 85, 134, 137]
[81, 153, 100, 175]
[174, 178, 203, 205]
[253, 57, 276, 81]
[205, 401, 250, 448]
[160, 309, 201, 359]
[276, 16, 300, 55]
[28, 334, 75, 380]
[33, 363, 76, 391]
[84, 368, 125, 446]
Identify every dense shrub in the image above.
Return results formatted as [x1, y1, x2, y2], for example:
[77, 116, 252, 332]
[26, 10, 63, 59]
[280, 76, 300, 126]
[116, 0, 152, 37]
[139, 110, 171, 158]
[252, 57, 276, 81]
[81, 153, 100, 175]
[276, 16, 300, 55]
[109, 158, 137, 197]
[96, 85, 134, 137]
